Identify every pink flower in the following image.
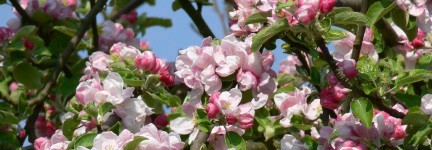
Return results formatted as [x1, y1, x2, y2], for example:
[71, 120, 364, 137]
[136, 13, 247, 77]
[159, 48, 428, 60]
[99, 21, 139, 51]
[281, 134, 308, 150]
[213, 88, 242, 115]
[159, 71, 174, 86]
[208, 125, 245, 150]
[396, 0, 427, 16]
[296, 4, 317, 25]
[327, 72, 340, 86]
[140, 41, 149, 50]
[34, 130, 70, 150]
[333, 28, 378, 61]
[154, 114, 168, 129]
[237, 70, 258, 91]
[337, 59, 358, 79]
[320, 87, 339, 109]
[319, 0, 336, 14]
[279, 55, 302, 74]
[226, 115, 238, 124]
[92, 130, 134, 150]
[136, 123, 185, 150]
[238, 113, 254, 129]
[421, 94, 432, 115]
[114, 96, 153, 133]
[34, 137, 50, 150]
[75, 78, 101, 105]
[412, 29, 425, 49]
[88, 52, 111, 72]
[334, 139, 367, 150]
[206, 103, 219, 119]
[109, 43, 140, 60]
[94, 72, 134, 105]
[274, 88, 314, 127]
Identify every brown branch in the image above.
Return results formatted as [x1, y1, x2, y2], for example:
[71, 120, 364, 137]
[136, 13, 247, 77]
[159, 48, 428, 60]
[24, 103, 43, 144]
[351, 0, 368, 61]
[190, 131, 209, 150]
[315, 36, 405, 119]
[178, 0, 215, 38]
[110, 0, 146, 21]
[27, 0, 109, 106]
[90, 0, 99, 52]
[9, 0, 35, 25]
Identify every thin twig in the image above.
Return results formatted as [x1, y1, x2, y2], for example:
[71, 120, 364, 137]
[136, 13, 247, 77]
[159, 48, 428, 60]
[90, 0, 99, 52]
[27, 0, 108, 106]
[110, 0, 146, 21]
[9, 0, 35, 25]
[351, 0, 368, 61]
[178, 0, 215, 38]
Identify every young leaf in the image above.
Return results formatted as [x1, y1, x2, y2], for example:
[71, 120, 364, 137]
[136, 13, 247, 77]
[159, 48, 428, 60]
[245, 12, 271, 25]
[74, 132, 98, 148]
[323, 29, 347, 40]
[225, 131, 247, 150]
[124, 136, 148, 150]
[62, 115, 81, 140]
[251, 19, 289, 52]
[12, 62, 43, 89]
[330, 10, 370, 27]
[396, 69, 432, 86]
[366, 1, 396, 26]
[350, 98, 373, 128]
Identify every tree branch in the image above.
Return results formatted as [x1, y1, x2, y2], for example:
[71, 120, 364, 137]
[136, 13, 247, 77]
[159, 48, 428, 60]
[24, 102, 43, 144]
[27, 0, 108, 106]
[110, 0, 146, 21]
[90, 0, 99, 52]
[315, 36, 405, 119]
[9, 0, 35, 25]
[178, 0, 215, 38]
[190, 131, 209, 150]
[351, 0, 368, 61]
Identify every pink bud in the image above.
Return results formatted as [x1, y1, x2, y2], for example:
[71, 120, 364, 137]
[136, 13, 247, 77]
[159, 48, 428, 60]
[226, 115, 238, 124]
[337, 59, 358, 79]
[319, 0, 336, 14]
[0, 27, 13, 43]
[159, 71, 174, 86]
[209, 92, 221, 104]
[326, 72, 339, 86]
[296, 4, 317, 25]
[19, 130, 26, 139]
[320, 87, 339, 109]
[206, 103, 219, 119]
[393, 125, 408, 139]
[45, 122, 56, 137]
[140, 41, 149, 50]
[153, 58, 168, 74]
[412, 29, 425, 49]
[34, 137, 50, 150]
[238, 113, 254, 129]
[121, 10, 138, 24]
[9, 82, 18, 93]
[154, 114, 168, 129]
[23, 38, 34, 51]
[135, 51, 157, 71]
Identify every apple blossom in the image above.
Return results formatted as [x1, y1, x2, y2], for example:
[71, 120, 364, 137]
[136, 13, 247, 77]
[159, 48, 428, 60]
[281, 134, 309, 150]
[92, 130, 134, 150]
[337, 59, 358, 79]
[296, 4, 317, 25]
[154, 114, 169, 129]
[205, 102, 219, 119]
[135, 123, 185, 150]
[279, 55, 302, 74]
[99, 21, 140, 51]
[318, 0, 336, 14]
[333, 28, 378, 61]
[421, 94, 432, 115]
[0, 27, 13, 43]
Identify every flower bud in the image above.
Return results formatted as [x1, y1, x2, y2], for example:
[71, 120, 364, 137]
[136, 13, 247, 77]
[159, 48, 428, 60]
[320, 87, 339, 109]
[34, 137, 50, 150]
[239, 113, 254, 129]
[206, 103, 219, 119]
[23, 38, 34, 51]
[319, 0, 336, 14]
[140, 41, 149, 50]
[154, 114, 168, 129]
[209, 92, 221, 104]
[337, 59, 358, 79]
[159, 71, 174, 86]
[135, 51, 157, 71]
[121, 10, 138, 24]
[332, 84, 350, 102]
[9, 82, 18, 93]
[19, 130, 26, 139]
[226, 115, 238, 124]
[412, 29, 425, 49]
[296, 4, 317, 25]
[0, 27, 13, 43]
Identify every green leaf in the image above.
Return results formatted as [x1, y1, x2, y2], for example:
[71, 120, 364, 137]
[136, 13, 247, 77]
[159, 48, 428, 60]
[417, 53, 432, 70]
[0, 132, 20, 149]
[357, 57, 378, 81]
[109, 121, 121, 135]
[62, 115, 80, 140]
[0, 110, 19, 124]
[225, 131, 247, 150]
[74, 132, 98, 148]
[330, 10, 370, 27]
[366, 1, 396, 26]
[123, 78, 145, 87]
[251, 19, 289, 52]
[13, 62, 43, 89]
[124, 136, 148, 150]
[98, 102, 115, 116]
[396, 69, 432, 86]
[395, 93, 420, 108]
[0, 0, 6, 4]
[84, 102, 98, 119]
[409, 125, 432, 147]
[350, 98, 373, 128]
[402, 107, 429, 126]
[290, 115, 312, 130]
[323, 29, 347, 40]
[11, 25, 37, 42]
[310, 67, 320, 85]
[196, 109, 211, 132]
[172, 0, 181, 11]
[245, 12, 271, 25]
[53, 26, 77, 37]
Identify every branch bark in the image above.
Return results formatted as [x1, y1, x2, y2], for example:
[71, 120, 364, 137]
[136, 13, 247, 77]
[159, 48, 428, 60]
[178, 0, 215, 38]
[9, 0, 35, 25]
[24, 103, 43, 143]
[351, 0, 368, 61]
[90, 0, 99, 52]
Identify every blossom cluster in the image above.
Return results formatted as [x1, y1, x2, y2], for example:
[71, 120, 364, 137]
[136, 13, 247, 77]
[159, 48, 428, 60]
[99, 21, 140, 51]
